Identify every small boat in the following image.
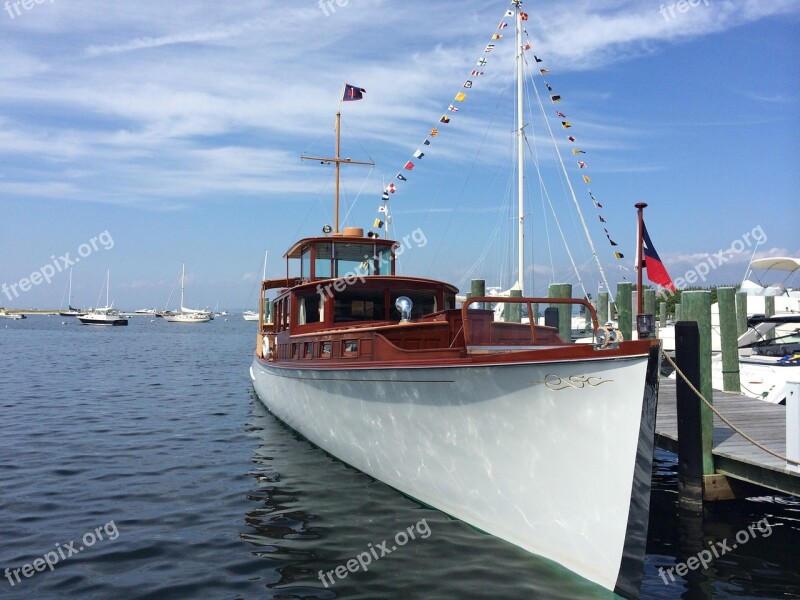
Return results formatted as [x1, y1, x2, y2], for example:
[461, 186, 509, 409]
[250, 6, 661, 597]
[162, 264, 212, 323]
[134, 308, 156, 315]
[78, 271, 128, 326]
[0, 310, 24, 320]
[58, 269, 84, 317]
[242, 310, 259, 321]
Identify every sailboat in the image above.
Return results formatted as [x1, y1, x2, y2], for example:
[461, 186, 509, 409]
[78, 270, 128, 326]
[58, 269, 84, 317]
[243, 251, 268, 321]
[250, 4, 660, 598]
[162, 264, 212, 323]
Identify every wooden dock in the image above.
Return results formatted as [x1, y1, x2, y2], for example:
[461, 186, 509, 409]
[656, 377, 800, 497]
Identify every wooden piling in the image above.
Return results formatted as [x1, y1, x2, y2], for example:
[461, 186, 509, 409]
[548, 283, 572, 340]
[675, 302, 681, 322]
[765, 296, 775, 340]
[675, 321, 704, 512]
[506, 288, 522, 323]
[616, 282, 632, 341]
[681, 291, 714, 476]
[717, 287, 740, 393]
[471, 279, 486, 310]
[735, 291, 748, 337]
[598, 291, 609, 324]
[644, 288, 656, 317]
[659, 301, 667, 328]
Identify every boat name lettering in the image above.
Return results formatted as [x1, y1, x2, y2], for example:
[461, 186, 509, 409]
[540, 374, 613, 391]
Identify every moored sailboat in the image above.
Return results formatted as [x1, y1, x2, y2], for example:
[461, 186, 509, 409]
[250, 4, 660, 597]
[162, 264, 212, 323]
[59, 269, 84, 317]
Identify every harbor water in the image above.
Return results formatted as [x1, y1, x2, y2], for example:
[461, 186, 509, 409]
[1, 316, 798, 599]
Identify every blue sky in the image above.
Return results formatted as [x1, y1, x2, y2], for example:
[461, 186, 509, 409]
[1, 0, 798, 310]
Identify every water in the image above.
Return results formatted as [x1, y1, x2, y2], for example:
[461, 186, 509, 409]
[1, 316, 798, 599]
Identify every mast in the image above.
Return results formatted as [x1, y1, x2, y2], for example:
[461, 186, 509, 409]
[105, 270, 110, 308]
[635, 202, 647, 316]
[301, 107, 374, 234]
[516, 3, 525, 295]
[180, 263, 185, 310]
[68, 268, 73, 308]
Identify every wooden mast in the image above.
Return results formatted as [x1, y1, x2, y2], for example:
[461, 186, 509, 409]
[635, 202, 647, 316]
[301, 110, 374, 234]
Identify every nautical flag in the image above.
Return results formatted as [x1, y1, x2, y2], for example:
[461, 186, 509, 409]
[539, 69, 550, 74]
[397, 173, 407, 181]
[423, 139, 431, 145]
[561, 121, 571, 129]
[609, 238, 618, 246]
[524, 42, 532, 51]
[471, 70, 484, 76]
[463, 80, 473, 88]
[534, 55, 543, 63]
[429, 128, 438, 136]
[381, 192, 389, 201]
[614, 252, 625, 259]
[573, 149, 585, 155]
[378, 205, 387, 213]
[568, 135, 576, 142]
[413, 149, 424, 158]
[388, 182, 396, 193]
[583, 175, 591, 183]
[545, 82, 552, 91]
[520, 12, 528, 20]
[578, 161, 586, 168]
[440, 115, 450, 124]
[342, 83, 365, 101]
[505, 9, 514, 16]
[448, 105, 458, 112]
[590, 192, 602, 208]
[404, 161, 415, 170]
[476, 58, 487, 66]
[641, 222, 676, 291]
[498, 22, 508, 29]
[492, 34, 503, 40]
[551, 95, 562, 103]
[557, 111, 567, 118]
[374, 218, 384, 229]
[485, 44, 495, 52]
[599, 215, 606, 223]
[455, 91, 466, 101]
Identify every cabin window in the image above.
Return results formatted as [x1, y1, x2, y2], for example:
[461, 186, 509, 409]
[343, 340, 358, 355]
[333, 243, 375, 278]
[292, 343, 300, 359]
[444, 293, 455, 310]
[304, 342, 314, 358]
[333, 288, 386, 322]
[321, 341, 332, 358]
[297, 293, 323, 325]
[301, 247, 311, 279]
[373, 246, 392, 275]
[315, 243, 333, 279]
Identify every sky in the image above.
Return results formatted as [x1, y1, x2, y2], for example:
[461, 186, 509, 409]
[1, 0, 798, 311]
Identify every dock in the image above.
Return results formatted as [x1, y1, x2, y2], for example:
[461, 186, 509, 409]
[655, 377, 800, 498]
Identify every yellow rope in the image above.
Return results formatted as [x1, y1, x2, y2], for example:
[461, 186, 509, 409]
[661, 349, 800, 467]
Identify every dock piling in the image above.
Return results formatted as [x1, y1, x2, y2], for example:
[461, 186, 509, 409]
[717, 287, 741, 393]
[548, 283, 572, 340]
[471, 279, 486, 310]
[675, 321, 704, 513]
[616, 282, 632, 341]
[598, 291, 609, 324]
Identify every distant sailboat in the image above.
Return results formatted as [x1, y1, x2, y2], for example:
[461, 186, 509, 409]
[59, 269, 84, 317]
[243, 251, 268, 321]
[162, 264, 212, 323]
[78, 270, 128, 326]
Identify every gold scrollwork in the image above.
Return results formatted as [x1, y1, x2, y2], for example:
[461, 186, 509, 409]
[534, 374, 614, 391]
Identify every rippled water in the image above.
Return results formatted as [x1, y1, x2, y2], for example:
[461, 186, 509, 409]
[1, 316, 798, 599]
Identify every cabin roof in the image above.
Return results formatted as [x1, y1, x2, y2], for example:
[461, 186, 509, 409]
[284, 236, 397, 259]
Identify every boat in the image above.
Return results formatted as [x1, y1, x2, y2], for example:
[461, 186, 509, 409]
[58, 269, 84, 317]
[242, 310, 259, 321]
[162, 264, 212, 323]
[0, 309, 25, 319]
[250, 5, 661, 597]
[78, 271, 128, 326]
[134, 308, 156, 315]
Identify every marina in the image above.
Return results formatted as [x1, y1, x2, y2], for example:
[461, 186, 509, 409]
[1, 1, 797, 599]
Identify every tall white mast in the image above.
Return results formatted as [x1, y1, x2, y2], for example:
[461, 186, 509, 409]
[516, 3, 525, 295]
[180, 263, 185, 310]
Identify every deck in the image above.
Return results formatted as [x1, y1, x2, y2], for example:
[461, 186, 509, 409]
[655, 377, 800, 497]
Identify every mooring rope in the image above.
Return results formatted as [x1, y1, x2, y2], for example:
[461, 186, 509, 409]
[661, 349, 800, 467]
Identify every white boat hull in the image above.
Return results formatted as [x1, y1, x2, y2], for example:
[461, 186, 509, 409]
[250, 351, 658, 596]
